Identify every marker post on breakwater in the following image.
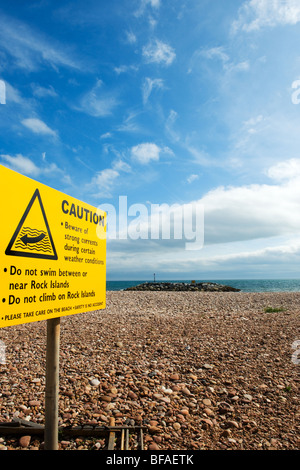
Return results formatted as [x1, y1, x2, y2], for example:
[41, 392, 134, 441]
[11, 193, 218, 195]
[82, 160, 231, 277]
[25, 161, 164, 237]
[0, 165, 106, 450]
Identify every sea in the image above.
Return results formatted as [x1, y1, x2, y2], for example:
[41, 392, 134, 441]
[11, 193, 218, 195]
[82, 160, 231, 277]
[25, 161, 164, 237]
[106, 279, 300, 293]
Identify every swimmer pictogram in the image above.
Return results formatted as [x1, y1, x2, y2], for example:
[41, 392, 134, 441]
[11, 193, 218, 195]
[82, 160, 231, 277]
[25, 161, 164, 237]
[5, 189, 58, 260]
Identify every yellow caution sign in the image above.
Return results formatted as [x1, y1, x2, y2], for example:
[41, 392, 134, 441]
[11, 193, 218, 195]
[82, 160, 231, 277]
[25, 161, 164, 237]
[0, 165, 106, 328]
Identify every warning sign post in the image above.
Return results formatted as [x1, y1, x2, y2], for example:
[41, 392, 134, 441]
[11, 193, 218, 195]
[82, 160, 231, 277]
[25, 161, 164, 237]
[45, 316, 60, 450]
[0, 165, 106, 449]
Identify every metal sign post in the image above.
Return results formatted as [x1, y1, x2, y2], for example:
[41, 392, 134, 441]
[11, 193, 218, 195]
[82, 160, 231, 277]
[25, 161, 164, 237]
[44, 317, 61, 450]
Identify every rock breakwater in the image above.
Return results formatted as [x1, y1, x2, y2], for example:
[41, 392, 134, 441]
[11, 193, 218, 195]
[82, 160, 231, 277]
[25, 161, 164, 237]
[125, 282, 240, 292]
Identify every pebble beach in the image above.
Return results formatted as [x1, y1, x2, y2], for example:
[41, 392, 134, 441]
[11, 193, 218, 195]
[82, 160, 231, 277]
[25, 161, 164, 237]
[0, 290, 299, 450]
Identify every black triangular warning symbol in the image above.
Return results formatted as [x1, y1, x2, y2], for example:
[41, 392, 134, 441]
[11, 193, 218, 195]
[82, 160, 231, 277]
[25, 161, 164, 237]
[5, 189, 58, 260]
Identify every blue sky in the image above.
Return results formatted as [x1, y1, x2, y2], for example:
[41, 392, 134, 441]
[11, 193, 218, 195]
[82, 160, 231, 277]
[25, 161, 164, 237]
[1, 0, 300, 280]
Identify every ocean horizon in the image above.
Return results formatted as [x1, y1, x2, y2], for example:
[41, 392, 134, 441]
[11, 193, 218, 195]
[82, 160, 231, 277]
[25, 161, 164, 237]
[106, 279, 300, 293]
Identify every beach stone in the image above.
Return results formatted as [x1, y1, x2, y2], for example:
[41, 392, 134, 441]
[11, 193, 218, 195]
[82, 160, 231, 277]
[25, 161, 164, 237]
[28, 400, 40, 407]
[203, 399, 212, 407]
[89, 378, 100, 387]
[61, 440, 71, 448]
[170, 373, 180, 381]
[189, 374, 197, 381]
[218, 402, 234, 414]
[149, 426, 161, 434]
[225, 420, 239, 429]
[231, 395, 239, 402]
[148, 442, 160, 450]
[31, 378, 41, 384]
[204, 407, 214, 416]
[243, 394, 253, 402]
[100, 395, 112, 402]
[106, 403, 115, 410]
[201, 418, 214, 429]
[149, 420, 159, 426]
[160, 396, 171, 404]
[19, 436, 31, 448]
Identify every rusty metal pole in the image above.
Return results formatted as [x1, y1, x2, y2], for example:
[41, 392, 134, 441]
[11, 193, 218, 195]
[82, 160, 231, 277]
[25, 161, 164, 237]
[44, 317, 60, 450]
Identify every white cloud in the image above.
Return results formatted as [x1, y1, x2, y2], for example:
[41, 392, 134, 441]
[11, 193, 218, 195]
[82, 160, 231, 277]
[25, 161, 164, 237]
[165, 109, 180, 142]
[125, 30, 137, 44]
[91, 168, 119, 197]
[100, 132, 112, 139]
[0, 12, 80, 71]
[106, 234, 300, 278]
[77, 80, 119, 117]
[135, 0, 161, 17]
[112, 159, 131, 173]
[205, 239, 300, 265]
[114, 64, 138, 75]
[201, 161, 300, 244]
[117, 111, 141, 132]
[142, 77, 164, 104]
[187, 174, 199, 184]
[147, 0, 160, 7]
[88, 159, 131, 198]
[229, 111, 300, 172]
[21, 118, 57, 137]
[201, 46, 230, 63]
[0, 153, 71, 184]
[187, 146, 216, 167]
[131, 143, 161, 164]
[142, 39, 176, 66]
[32, 84, 58, 98]
[233, 0, 300, 33]
[4, 82, 25, 105]
[0, 154, 41, 176]
[267, 158, 300, 181]
[226, 60, 250, 73]
[193, 46, 250, 74]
